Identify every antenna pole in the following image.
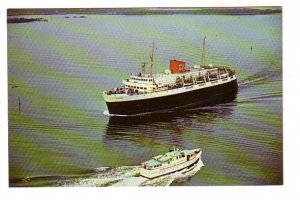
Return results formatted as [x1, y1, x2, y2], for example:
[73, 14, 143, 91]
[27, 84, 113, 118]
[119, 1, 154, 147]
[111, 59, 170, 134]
[150, 41, 154, 77]
[201, 36, 206, 67]
[141, 62, 146, 76]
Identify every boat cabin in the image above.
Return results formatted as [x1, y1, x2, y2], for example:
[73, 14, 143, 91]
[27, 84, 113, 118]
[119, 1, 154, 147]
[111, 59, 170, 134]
[141, 148, 187, 170]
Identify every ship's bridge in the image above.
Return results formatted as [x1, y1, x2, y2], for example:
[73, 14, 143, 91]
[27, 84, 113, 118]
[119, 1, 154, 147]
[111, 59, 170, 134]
[122, 74, 156, 93]
[128, 74, 155, 84]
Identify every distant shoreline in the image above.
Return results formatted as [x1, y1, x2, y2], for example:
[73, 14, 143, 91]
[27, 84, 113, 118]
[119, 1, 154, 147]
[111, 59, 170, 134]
[7, 17, 48, 23]
[7, 7, 281, 16]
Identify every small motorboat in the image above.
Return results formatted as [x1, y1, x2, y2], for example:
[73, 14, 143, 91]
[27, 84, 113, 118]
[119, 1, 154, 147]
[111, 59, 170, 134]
[140, 147, 202, 179]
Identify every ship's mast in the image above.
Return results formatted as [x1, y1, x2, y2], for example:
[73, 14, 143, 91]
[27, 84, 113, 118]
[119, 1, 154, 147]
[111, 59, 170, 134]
[150, 41, 154, 77]
[201, 36, 206, 67]
[141, 62, 146, 76]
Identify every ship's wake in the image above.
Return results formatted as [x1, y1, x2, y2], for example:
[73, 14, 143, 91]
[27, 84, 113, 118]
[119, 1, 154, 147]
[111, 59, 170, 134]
[238, 67, 282, 88]
[57, 160, 204, 187]
[238, 76, 267, 86]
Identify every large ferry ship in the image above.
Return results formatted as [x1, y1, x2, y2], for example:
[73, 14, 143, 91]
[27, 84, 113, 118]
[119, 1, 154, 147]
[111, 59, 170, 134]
[140, 147, 202, 179]
[103, 38, 238, 115]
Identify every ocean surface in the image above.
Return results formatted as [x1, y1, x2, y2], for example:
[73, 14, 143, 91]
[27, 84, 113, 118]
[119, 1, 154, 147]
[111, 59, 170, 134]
[8, 13, 282, 186]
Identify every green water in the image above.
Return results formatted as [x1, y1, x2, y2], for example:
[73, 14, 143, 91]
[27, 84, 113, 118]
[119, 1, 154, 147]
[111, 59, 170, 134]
[8, 13, 282, 186]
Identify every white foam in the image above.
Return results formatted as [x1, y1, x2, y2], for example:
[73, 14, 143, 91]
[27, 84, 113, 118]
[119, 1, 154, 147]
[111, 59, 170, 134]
[103, 110, 110, 116]
[238, 77, 266, 86]
[103, 109, 131, 117]
[111, 177, 148, 187]
[59, 160, 204, 187]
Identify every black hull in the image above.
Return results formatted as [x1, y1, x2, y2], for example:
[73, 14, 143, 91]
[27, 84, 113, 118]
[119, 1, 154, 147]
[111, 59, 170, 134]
[106, 79, 238, 115]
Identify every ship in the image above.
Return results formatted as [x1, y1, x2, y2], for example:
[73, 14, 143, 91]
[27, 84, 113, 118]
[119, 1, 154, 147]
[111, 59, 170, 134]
[103, 37, 238, 116]
[140, 147, 202, 179]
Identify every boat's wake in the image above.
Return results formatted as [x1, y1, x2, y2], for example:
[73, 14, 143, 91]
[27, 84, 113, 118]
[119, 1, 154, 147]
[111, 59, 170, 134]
[57, 160, 204, 187]
[238, 66, 282, 88]
[238, 76, 266, 86]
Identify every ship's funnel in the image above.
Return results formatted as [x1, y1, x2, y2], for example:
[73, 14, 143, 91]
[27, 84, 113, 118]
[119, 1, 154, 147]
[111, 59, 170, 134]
[170, 60, 186, 74]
